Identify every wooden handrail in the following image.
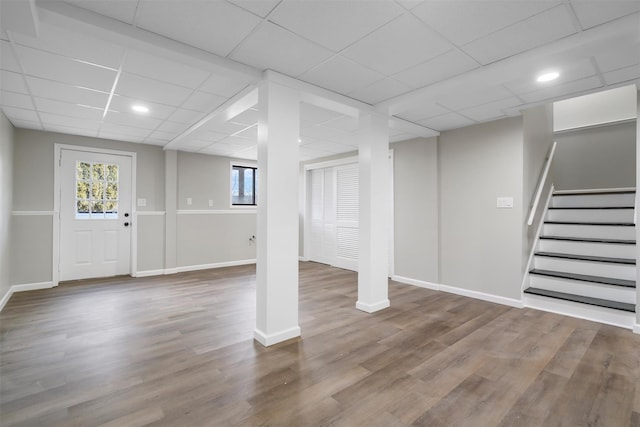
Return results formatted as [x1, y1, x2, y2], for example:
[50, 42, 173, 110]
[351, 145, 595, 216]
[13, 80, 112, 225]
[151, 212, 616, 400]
[527, 141, 557, 226]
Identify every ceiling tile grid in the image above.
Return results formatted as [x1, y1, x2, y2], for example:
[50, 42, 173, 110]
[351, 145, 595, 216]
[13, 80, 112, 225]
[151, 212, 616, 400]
[0, 0, 637, 161]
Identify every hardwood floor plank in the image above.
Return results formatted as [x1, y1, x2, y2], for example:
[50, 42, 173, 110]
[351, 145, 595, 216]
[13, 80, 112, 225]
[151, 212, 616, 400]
[1, 262, 639, 426]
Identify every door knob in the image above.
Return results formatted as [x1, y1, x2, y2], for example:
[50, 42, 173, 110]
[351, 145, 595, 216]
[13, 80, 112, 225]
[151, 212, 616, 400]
[124, 222, 130, 227]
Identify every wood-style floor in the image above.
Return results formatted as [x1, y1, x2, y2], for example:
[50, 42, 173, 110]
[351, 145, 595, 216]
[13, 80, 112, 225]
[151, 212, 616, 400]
[1, 262, 639, 426]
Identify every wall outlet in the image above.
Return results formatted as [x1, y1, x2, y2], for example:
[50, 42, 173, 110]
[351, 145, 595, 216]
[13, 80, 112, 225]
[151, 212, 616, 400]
[208, 200, 213, 207]
[137, 198, 147, 207]
[187, 197, 192, 205]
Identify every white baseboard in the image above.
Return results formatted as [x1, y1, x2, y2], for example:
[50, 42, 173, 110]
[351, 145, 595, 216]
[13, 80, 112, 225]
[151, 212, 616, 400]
[137, 259, 256, 277]
[391, 275, 439, 291]
[299, 256, 309, 262]
[356, 299, 391, 313]
[633, 323, 640, 334]
[254, 325, 301, 347]
[391, 275, 524, 309]
[0, 281, 55, 312]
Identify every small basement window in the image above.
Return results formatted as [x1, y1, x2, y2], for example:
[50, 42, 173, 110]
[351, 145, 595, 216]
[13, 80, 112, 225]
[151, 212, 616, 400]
[231, 164, 257, 206]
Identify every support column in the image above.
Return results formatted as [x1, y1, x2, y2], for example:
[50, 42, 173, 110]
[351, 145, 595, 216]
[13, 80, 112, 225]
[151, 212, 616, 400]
[254, 75, 301, 346]
[356, 112, 390, 313]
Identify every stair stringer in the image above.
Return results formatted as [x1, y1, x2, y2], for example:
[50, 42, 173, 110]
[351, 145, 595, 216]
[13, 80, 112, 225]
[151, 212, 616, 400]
[521, 184, 555, 293]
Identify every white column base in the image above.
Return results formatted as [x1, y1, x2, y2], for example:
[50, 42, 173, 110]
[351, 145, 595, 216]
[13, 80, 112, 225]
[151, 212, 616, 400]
[356, 299, 390, 313]
[254, 326, 301, 347]
[634, 323, 640, 334]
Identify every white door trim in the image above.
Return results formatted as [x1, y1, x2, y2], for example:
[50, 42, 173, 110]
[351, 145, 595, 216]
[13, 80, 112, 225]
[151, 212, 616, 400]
[53, 144, 137, 285]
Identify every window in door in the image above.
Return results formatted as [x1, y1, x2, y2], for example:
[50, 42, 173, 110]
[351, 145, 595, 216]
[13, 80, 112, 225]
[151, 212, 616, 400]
[76, 161, 119, 219]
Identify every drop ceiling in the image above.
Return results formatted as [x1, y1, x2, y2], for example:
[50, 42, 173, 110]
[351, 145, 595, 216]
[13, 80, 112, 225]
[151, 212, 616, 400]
[1, 0, 638, 161]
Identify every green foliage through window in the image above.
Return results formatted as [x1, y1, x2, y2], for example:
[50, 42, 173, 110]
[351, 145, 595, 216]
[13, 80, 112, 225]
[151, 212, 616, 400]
[76, 161, 119, 219]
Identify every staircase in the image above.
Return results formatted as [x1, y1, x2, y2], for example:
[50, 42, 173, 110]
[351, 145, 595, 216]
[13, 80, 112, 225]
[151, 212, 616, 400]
[524, 189, 637, 326]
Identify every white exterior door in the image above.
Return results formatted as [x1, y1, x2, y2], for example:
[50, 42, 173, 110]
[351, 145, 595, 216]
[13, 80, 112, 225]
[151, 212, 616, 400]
[59, 149, 132, 281]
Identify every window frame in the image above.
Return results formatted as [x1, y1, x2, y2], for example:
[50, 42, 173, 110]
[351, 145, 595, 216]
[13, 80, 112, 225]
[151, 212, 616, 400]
[229, 161, 258, 208]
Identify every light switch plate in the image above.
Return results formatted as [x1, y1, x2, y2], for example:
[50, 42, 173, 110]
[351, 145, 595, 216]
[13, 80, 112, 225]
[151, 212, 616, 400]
[137, 198, 147, 207]
[497, 197, 513, 208]
[187, 197, 192, 205]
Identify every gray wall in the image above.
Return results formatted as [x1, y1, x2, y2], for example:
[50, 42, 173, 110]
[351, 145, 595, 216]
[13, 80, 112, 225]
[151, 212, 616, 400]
[392, 137, 438, 283]
[9, 129, 257, 285]
[552, 121, 636, 190]
[0, 112, 14, 301]
[439, 117, 524, 301]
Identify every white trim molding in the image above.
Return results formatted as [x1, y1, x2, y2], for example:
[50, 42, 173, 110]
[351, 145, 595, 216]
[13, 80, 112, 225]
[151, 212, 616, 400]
[137, 258, 256, 277]
[0, 282, 55, 312]
[633, 323, 640, 334]
[135, 211, 166, 216]
[391, 275, 524, 309]
[254, 325, 301, 347]
[11, 211, 56, 216]
[356, 299, 391, 313]
[177, 209, 256, 215]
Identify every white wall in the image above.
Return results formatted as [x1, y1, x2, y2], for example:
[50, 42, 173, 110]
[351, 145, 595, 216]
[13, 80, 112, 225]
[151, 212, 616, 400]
[439, 117, 524, 301]
[552, 121, 636, 190]
[0, 112, 14, 304]
[392, 137, 438, 283]
[554, 85, 637, 131]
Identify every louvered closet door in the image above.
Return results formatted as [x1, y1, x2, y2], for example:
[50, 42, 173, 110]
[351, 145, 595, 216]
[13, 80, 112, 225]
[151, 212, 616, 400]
[309, 169, 336, 265]
[334, 164, 359, 271]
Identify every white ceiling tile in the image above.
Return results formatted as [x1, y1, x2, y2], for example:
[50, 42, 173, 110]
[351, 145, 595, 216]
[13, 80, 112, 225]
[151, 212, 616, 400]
[199, 73, 252, 98]
[26, 76, 109, 107]
[232, 145, 258, 160]
[1, 40, 21, 72]
[43, 123, 99, 138]
[341, 14, 451, 76]
[137, 0, 262, 57]
[269, 1, 403, 52]
[12, 23, 124, 69]
[392, 50, 480, 89]
[34, 98, 104, 120]
[180, 91, 226, 113]
[148, 129, 177, 142]
[116, 72, 192, 106]
[462, 5, 578, 65]
[299, 55, 384, 95]
[299, 145, 336, 160]
[396, 0, 424, 10]
[320, 115, 359, 133]
[300, 124, 348, 141]
[520, 75, 603, 103]
[156, 120, 189, 133]
[7, 118, 42, 130]
[123, 50, 209, 89]
[230, 108, 259, 126]
[2, 106, 39, 122]
[99, 122, 153, 138]
[436, 84, 513, 111]
[602, 64, 640, 86]
[303, 140, 354, 154]
[348, 77, 410, 104]
[97, 132, 145, 143]
[230, 22, 334, 77]
[39, 111, 101, 131]
[412, 1, 559, 46]
[218, 135, 256, 149]
[396, 103, 450, 122]
[228, 0, 281, 18]
[139, 139, 167, 147]
[1, 70, 28, 94]
[570, 0, 640, 29]
[594, 41, 640, 73]
[504, 57, 598, 95]
[16, 45, 117, 92]
[167, 108, 206, 124]
[200, 142, 240, 156]
[177, 138, 215, 150]
[103, 110, 163, 130]
[64, 0, 140, 25]
[203, 131, 228, 142]
[203, 120, 247, 135]
[1, 90, 34, 110]
[418, 112, 476, 131]
[300, 103, 343, 126]
[458, 97, 522, 122]
[324, 131, 359, 147]
[232, 124, 257, 140]
[109, 95, 176, 120]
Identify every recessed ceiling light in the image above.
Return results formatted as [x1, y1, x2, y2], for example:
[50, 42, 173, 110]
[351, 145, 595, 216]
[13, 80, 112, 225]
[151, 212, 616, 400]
[536, 71, 560, 82]
[132, 104, 149, 113]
